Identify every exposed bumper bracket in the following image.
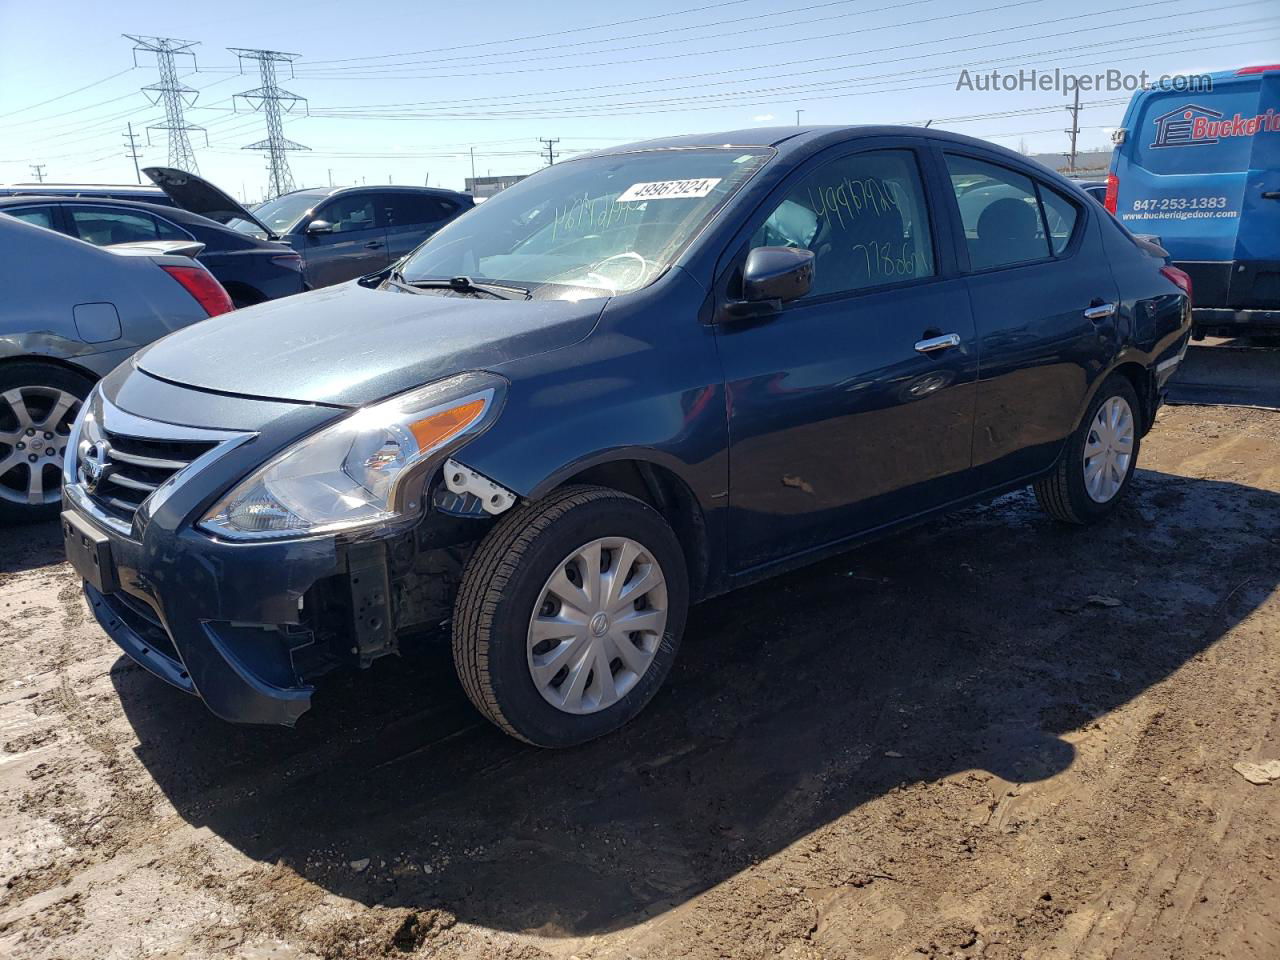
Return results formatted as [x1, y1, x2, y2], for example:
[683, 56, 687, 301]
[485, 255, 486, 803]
[443, 458, 517, 515]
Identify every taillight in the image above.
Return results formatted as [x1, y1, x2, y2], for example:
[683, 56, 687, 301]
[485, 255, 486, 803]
[1236, 64, 1280, 75]
[1160, 265, 1193, 304]
[161, 264, 235, 317]
[1104, 173, 1119, 214]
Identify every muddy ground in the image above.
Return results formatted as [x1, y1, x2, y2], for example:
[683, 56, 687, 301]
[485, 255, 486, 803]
[1, 402, 1278, 960]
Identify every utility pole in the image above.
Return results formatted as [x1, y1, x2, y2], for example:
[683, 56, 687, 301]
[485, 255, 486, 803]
[124, 35, 206, 173]
[229, 47, 309, 200]
[539, 137, 560, 166]
[1065, 85, 1081, 174]
[470, 146, 476, 184]
[795, 109, 804, 125]
[123, 122, 142, 184]
[29, 164, 46, 183]
[327, 168, 333, 187]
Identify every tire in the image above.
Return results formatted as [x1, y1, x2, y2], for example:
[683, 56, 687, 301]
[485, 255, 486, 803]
[0, 362, 93, 524]
[452, 484, 689, 747]
[1034, 374, 1141, 525]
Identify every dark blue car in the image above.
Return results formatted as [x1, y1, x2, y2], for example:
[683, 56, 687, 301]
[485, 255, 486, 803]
[62, 125, 1191, 746]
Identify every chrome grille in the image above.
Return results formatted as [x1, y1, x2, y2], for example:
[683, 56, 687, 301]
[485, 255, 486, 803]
[85, 431, 217, 523]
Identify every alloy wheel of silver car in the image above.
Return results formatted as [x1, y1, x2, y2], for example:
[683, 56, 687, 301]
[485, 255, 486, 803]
[1082, 395, 1135, 504]
[527, 536, 669, 715]
[0, 386, 81, 506]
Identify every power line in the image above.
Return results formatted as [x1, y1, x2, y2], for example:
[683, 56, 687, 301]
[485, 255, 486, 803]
[228, 47, 309, 199]
[0, 68, 137, 121]
[124, 35, 206, 173]
[303, 0, 756, 66]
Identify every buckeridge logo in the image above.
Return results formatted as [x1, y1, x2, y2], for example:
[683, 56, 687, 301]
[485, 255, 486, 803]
[1150, 104, 1280, 148]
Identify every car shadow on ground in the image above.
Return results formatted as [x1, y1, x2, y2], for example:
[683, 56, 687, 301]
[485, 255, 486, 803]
[114, 468, 1280, 937]
[0, 516, 64, 576]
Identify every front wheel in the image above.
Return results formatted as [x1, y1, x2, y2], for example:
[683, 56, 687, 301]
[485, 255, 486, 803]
[1034, 374, 1141, 524]
[452, 485, 688, 747]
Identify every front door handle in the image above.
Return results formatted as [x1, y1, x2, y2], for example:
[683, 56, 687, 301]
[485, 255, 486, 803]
[1083, 302, 1117, 321]
[1262, 190, 1280, 200]
[914, 333, 961, 354]
[364, 240, 384, 249]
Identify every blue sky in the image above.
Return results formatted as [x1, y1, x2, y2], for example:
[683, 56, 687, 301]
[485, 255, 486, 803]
[1, 0, 1276, 200]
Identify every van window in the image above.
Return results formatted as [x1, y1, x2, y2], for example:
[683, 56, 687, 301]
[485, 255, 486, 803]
[749, 149, 935, 298]
[1039, 186, 1080, 255]
[946, 155, 1052, 270]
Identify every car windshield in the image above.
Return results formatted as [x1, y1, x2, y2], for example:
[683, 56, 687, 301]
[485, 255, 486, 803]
[230, 192, 323, 236]
[396, 148, 772, 298]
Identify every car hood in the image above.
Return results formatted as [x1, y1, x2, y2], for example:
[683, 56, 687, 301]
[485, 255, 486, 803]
[143, 166, 277, 238]
[134, 281, 605, 408]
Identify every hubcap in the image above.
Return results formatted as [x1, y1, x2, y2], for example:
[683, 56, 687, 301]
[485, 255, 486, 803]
[527, 536, 668, 715]
[1083, 395, 1134, 503]
[0, 386, 81, 507]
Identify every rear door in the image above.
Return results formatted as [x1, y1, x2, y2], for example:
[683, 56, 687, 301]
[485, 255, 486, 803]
[941, 151, 1118, 487]
[301, 192, 390, 287]
[381, 193, 462, 263]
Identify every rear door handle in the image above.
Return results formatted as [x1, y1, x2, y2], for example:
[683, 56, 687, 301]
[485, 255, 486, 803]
[914, 333, 961, 354]
[1262, 190, 1280, 200]
[1083, 302, 1117, 321]
[364, 240, 384, 249]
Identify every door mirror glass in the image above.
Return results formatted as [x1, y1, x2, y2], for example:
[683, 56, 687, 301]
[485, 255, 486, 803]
[742, 246, 815, 302]
[306, 219, 334, 235]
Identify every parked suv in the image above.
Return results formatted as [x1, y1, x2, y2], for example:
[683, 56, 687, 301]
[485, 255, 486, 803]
[64, 126, 1191, 746]
[142, 168, 474, 289]
[0, 196, 306, 307]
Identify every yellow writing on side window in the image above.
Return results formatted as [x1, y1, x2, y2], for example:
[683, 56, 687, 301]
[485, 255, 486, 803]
[807, 177, 904, 230]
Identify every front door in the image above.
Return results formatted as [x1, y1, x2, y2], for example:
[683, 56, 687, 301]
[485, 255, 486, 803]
[715, 144, 979, 572]
[299, 192, 390, 288]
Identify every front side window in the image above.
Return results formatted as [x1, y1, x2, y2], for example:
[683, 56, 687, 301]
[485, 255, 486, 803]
[69, 208, 159, 245]
[398, 148, 771, 299]
[317, 194, 379, 233]
[946, 155, 1052, 270]
[748, 149, 935, 298]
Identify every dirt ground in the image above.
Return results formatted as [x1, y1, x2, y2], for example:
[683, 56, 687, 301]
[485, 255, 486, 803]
[1, 402, 1278, 960]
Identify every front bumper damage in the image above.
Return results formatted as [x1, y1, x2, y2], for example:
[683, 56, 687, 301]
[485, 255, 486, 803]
[63, 371, 501, 727]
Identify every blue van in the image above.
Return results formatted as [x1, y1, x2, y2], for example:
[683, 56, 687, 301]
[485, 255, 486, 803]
[1107, 65, 1279, 336]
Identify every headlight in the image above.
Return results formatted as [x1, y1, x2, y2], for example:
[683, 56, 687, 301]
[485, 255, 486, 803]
[200, 372, 506, 540]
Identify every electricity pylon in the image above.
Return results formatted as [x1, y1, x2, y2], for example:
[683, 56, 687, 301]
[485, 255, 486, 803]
[229, 48, 309, 199]
[124, 35, 206, 174]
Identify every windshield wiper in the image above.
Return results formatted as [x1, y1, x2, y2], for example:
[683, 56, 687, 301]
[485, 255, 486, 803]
[399, 275, 531, 300]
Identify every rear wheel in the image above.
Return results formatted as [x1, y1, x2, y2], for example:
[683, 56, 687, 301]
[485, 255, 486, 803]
[452, 485, 688, 747]
[0, 363, 92, 524]
[1034, 374, 1141, 524]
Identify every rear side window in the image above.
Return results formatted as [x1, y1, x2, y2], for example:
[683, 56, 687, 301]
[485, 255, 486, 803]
[946, 155, 1051, 270]
[5, 206, 56, 230]
[384, 194, 456, 226]
[1039, 186, 1080, 255]
[749, 148, 936, 298]
[153, 217, 190, 241]
[68, 208, 160, 246]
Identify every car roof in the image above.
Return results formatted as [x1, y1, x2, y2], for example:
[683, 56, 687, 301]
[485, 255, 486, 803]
[577, 124, 1086, 191]
[269, 184, 473, 202]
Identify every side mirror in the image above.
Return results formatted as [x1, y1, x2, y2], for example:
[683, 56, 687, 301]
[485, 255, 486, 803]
[306, 219, 334, 235]
[723, 246, 815, 320]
